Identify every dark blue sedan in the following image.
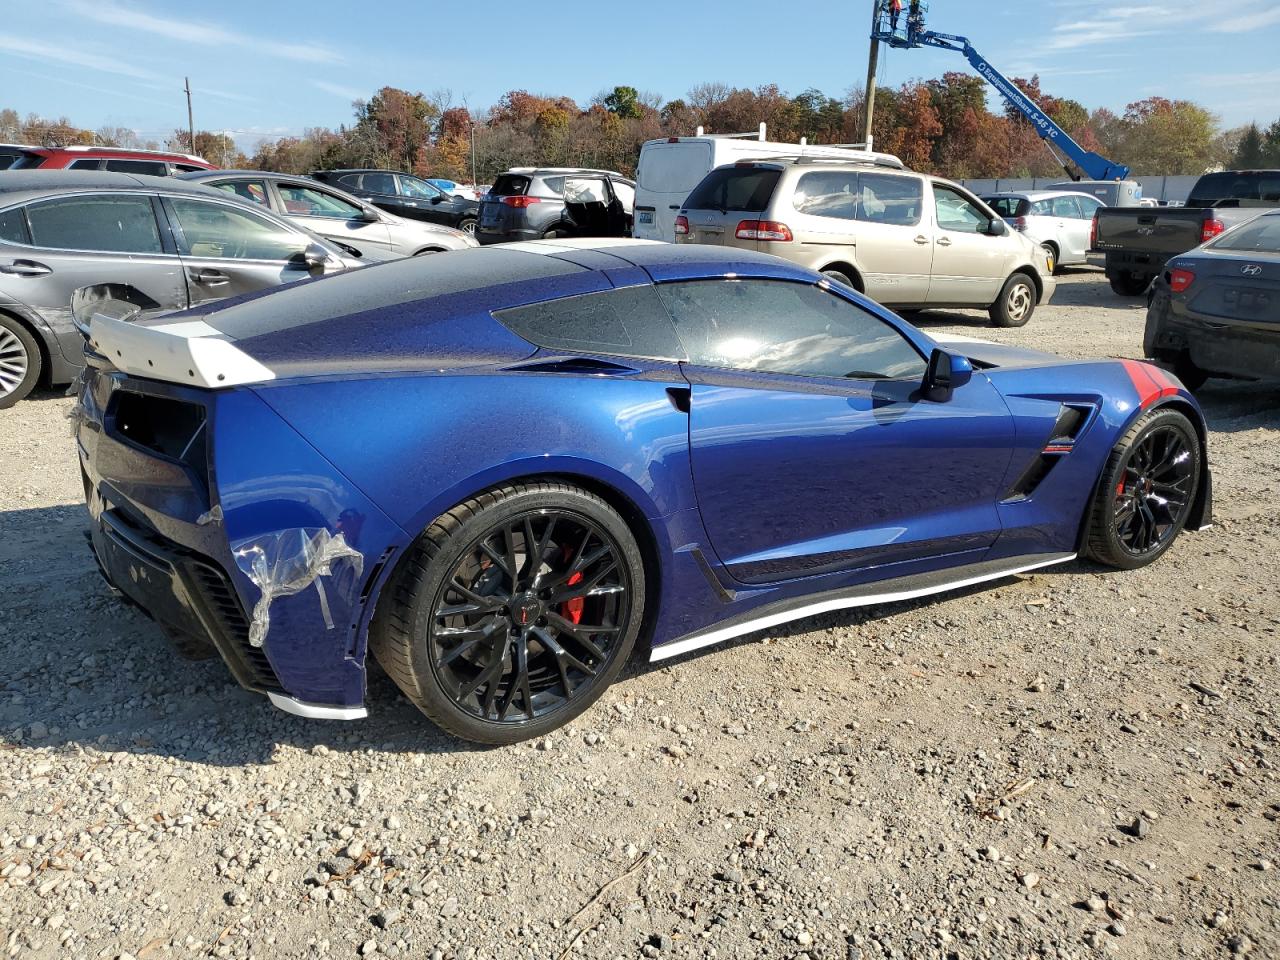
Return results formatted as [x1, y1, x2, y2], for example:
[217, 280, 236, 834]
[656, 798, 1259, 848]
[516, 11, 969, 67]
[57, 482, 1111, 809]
[74, 239, 1212, 743]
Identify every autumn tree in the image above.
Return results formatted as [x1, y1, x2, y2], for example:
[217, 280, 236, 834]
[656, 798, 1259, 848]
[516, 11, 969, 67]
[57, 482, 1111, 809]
[1117, 97, 1218, 175]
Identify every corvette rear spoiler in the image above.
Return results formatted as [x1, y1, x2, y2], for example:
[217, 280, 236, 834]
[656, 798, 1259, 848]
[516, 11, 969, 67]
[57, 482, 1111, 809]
[85, 313, 275, 389]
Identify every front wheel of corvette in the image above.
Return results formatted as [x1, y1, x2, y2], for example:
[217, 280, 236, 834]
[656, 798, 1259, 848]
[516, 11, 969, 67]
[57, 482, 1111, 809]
[370, 482, 645, 744]
[1085, 407, 1200, 570]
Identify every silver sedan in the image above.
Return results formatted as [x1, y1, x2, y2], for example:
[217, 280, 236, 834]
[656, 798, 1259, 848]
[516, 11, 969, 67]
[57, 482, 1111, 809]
[179, 170, 479, 257]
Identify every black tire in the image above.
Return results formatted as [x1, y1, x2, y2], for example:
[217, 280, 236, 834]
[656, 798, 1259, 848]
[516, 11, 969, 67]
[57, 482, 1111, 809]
[1108, 272, 1149, 297]
[822, 269, 856, 290]
[369, 481, 645, 744]
[1084, 407, 1200, 570]
[0, 314, 41, 410]
[541, 227, 562, 240]
[1040, 242, 1060, 275]
[988, 273, 1036, 327]
[458, 218, 478, 236]
[1172, 354, 1209, 391]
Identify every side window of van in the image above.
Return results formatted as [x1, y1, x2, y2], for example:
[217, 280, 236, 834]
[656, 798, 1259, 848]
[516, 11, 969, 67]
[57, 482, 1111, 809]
[856, 174, 923, 227]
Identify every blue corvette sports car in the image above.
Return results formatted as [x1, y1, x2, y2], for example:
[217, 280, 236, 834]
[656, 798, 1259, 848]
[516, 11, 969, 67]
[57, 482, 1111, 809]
[74, 239, 1211, 743]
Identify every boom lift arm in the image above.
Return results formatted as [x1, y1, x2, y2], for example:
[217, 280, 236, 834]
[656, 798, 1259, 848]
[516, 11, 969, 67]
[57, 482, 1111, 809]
[872, 3, 1130, 181]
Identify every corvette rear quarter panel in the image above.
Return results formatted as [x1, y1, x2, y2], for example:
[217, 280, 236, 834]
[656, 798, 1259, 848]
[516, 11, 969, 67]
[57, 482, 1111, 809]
[251, 369, 720, 647]
[211, 390, 405, 706]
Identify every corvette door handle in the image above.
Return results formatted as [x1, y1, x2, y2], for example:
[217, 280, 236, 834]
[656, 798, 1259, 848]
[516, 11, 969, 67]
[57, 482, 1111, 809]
[937, 237, 953, 247]
[0, 259, 52, 277]
[914, 235, 929, 245]
[190, 268, 230, 286]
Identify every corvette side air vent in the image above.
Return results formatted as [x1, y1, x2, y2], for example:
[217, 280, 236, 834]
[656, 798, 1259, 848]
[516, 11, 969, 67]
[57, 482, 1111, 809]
[503, 357, 642, 376]
[1002, 454, 1059, 502]
[1048, 403, 1092, 446]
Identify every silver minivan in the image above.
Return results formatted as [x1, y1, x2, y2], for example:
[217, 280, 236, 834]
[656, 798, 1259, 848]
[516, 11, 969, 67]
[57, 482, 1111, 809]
[676, 158, 1055, 327]
[981, 190, 1104, 273]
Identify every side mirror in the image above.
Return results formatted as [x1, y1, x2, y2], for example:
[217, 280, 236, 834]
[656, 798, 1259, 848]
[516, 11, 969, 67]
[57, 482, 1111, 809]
[358, 207, 381, 222]
[987, 218, 1008, 237]
[303, 242, 331, 276]
[429, 195, 444, 204]
[923, 348, 973, 401]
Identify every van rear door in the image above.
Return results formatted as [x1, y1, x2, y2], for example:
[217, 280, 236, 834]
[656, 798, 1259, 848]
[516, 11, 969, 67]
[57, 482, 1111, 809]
[676, 165, 783, 251]
[635, 141, 713, 241]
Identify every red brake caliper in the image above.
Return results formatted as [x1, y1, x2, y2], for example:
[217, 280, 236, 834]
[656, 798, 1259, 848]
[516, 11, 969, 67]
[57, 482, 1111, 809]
[562, 571, 585, 625]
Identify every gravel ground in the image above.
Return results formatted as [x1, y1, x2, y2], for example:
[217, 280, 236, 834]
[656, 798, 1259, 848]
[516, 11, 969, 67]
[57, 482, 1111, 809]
[2, 268, 1278, 959]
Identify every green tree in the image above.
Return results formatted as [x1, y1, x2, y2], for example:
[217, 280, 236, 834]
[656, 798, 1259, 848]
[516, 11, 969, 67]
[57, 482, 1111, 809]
[603, 85, 642, 120]
[1118, 97, 1219, 175]
[1232, 123, 1267, 168]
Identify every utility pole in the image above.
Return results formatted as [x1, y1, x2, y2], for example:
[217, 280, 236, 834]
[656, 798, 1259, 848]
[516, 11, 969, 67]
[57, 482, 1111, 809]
[470, 120, 477, 190]
[184, 77, 195, 152]
[861, 0, 881, 146]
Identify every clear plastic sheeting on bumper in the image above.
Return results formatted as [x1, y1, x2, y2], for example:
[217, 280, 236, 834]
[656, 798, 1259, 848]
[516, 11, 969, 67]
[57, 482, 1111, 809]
[231, 528, 364, 648]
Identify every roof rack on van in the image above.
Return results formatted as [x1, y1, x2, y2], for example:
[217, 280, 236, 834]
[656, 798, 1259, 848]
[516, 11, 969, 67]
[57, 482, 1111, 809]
[746, 154, 906, 171]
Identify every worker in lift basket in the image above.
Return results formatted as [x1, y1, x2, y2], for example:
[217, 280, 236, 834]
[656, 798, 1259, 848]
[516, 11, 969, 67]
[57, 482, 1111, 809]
[908, 0, 923, 35]
[889, 0, 904, 32]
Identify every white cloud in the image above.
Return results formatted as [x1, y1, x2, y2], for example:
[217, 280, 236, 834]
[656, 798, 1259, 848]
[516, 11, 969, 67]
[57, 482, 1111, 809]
[1210, 1, 1280, 32]
[0, 33, 164, 81]
[65, 0, 344, 64]
[311, 80, 365, 102]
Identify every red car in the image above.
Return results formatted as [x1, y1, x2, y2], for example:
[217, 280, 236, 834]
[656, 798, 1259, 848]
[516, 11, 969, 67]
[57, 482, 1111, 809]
[7, 145, 213, 176]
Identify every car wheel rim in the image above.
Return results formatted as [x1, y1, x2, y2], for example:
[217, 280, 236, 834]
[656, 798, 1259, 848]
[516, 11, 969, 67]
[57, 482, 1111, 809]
[1007, 283, 1032, 321]
[0, 328, 29, 398]
[1112, 425, 1195, 555]
[1041, 246, 1055, 272]
[428, 509, 632, 725]
[461, 220, 477, 235]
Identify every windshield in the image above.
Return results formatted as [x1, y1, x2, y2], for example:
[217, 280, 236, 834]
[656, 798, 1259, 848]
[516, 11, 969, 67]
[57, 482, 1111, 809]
[1188, 172, 1280, 209]
[1208, 214, 1280, 253]
[683, 167, 781, 213]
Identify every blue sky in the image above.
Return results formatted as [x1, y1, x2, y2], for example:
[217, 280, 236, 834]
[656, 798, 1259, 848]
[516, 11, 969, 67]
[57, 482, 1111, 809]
[2, 0, 1277, 151]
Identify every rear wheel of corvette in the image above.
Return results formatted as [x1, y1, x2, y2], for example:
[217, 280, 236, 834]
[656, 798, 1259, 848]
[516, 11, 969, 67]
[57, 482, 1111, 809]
[1085, 407, 1200, 570]
[989, 274, 1036, 327]
[369, 482, 645, 744]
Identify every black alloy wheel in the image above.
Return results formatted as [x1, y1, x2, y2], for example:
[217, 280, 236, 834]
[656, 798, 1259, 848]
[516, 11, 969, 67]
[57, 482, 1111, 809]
[1085, 407, 1200, 569]
[1111, 424, 1195, 555]
[429, 509, 631, 724]
[370, 482, 645, 743]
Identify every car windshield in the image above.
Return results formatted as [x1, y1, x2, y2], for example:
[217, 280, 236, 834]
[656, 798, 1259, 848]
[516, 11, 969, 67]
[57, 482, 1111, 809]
[1209, 214, 1280, 253]
[683, 167, 781, 213]
[1188, 172, 1280, 208]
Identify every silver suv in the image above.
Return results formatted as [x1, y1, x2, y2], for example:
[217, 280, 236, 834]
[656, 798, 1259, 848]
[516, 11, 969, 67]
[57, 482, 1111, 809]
[676, 158, 1055, 326]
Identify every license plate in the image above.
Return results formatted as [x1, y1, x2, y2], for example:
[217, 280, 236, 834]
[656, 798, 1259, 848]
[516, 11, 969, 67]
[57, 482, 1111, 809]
[637, 210, 653, 224]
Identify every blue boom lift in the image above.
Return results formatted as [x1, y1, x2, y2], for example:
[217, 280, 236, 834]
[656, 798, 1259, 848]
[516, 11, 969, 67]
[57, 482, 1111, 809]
[873, 2, 1130, 181]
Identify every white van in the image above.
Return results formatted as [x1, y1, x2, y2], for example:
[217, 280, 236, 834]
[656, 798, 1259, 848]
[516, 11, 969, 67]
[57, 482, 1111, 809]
[633, 124, 900, 242]
[1045, 179, 1144, 208]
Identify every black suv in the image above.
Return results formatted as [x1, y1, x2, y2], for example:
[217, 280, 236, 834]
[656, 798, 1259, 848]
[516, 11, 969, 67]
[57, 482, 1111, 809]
[477, 168, 635, 244]
[311, 169, 480, 235]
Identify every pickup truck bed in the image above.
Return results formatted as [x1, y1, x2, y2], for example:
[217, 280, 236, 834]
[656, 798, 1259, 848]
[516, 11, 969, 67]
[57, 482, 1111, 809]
[1092, 170, 1280, 296]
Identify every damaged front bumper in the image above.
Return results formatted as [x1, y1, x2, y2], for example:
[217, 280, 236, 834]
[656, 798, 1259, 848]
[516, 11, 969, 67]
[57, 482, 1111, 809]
[75, 365, 404, 720]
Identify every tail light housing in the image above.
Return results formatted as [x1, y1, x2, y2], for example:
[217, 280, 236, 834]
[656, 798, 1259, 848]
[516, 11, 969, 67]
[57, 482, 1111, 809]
[501, 195, 541, 208]
[1201, 217, 1225, 243]
[1089, 212, 1099, 249]
[1169, 267, 1195, 293]
[736, 219, 793, 242]
[1010, 216, 1028, 231]
[674, 215, 690, 236]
